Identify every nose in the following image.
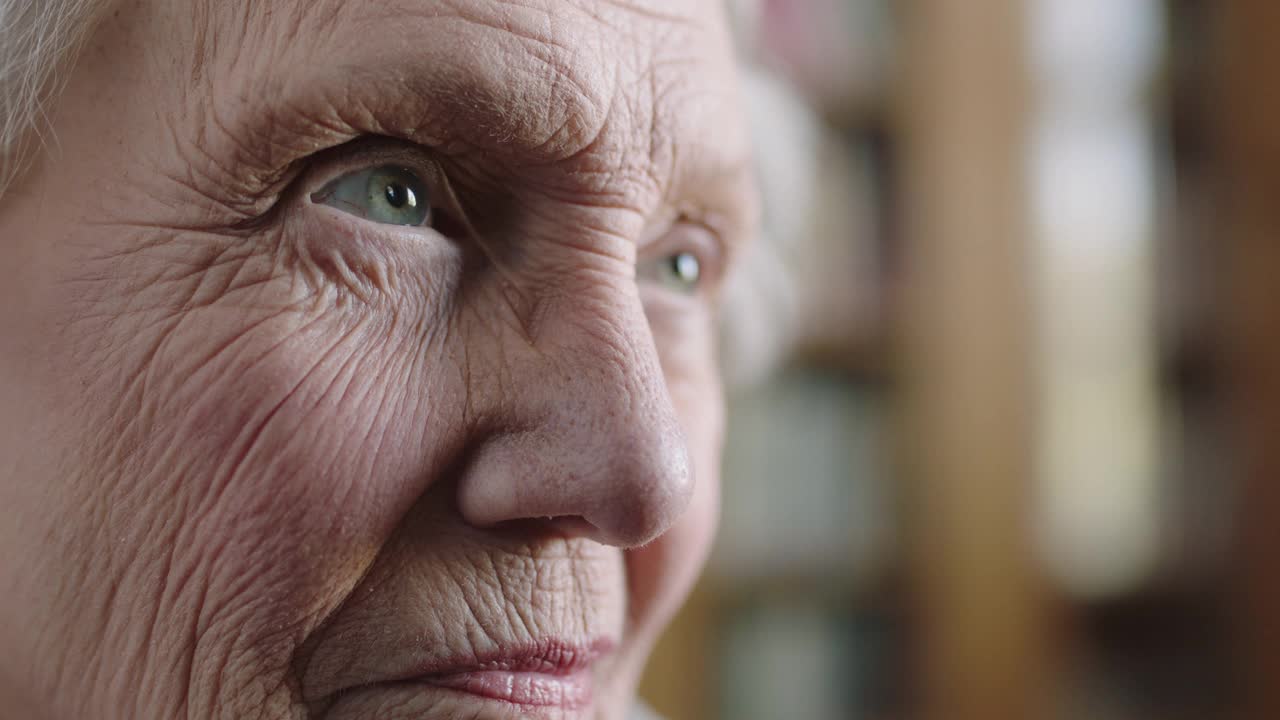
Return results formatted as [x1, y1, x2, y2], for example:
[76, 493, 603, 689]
[454, 292, 695, 548]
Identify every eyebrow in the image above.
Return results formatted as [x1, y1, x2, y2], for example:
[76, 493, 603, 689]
[194, 0, 755, 234]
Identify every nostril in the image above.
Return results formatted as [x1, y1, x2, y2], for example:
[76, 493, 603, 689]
[483, 515, 599, 541]
[542, 515, 598, 539]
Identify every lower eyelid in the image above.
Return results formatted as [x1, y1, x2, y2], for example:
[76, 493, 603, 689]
[310, 192, 365, 218]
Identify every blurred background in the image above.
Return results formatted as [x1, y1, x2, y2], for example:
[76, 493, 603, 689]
[639, 1, 1280, 719]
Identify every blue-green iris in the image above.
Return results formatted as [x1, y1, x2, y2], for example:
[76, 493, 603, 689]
[313, 165, 431, 227]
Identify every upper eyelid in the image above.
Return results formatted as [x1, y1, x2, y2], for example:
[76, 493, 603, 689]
[668, 214, 729, 268]
[301, 138, 445, 195]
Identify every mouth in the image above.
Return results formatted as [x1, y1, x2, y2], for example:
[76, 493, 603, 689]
[391, 638, 614, 711]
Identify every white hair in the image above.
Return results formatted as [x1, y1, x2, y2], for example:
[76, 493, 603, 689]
[0, 0, 103, 195]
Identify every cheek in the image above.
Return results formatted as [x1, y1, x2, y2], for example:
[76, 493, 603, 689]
[136, 276, 458, 631]
[33, 223, 467, 710]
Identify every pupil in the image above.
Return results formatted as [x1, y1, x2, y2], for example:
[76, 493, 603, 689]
[384, 182, 413, 209]
[673, 253, 699, 284]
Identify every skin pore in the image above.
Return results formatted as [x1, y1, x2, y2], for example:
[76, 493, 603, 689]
[0, 1, 755, 719]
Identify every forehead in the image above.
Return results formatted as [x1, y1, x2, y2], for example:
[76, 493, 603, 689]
[169, 0, 752, 220]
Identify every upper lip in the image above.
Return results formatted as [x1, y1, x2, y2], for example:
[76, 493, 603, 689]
[296, 538, 627, 704]
[384, 638, 615, 684]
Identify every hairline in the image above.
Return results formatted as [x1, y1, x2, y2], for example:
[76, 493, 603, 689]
[0, 0, 109, 198]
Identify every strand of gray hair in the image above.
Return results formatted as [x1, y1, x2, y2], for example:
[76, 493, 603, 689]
[0, 0, 102, 195]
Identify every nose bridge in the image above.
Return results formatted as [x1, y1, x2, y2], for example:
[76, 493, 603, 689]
[455, 280, 694, 548]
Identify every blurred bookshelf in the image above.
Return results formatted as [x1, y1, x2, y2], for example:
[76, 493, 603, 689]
[638, 1, 1259, 719]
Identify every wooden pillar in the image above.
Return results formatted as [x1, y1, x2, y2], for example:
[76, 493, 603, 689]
[1213, 3, 1280, 719]
[899, 2, 1053, 719]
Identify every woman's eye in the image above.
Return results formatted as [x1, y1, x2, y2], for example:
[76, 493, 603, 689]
[642, 251, 703, 294]
[311, 165, 431, 227]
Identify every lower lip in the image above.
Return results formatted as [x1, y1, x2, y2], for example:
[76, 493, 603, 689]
[425, 669, 593, 710]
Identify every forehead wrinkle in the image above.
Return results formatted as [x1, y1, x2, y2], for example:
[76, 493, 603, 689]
[629, 11, 753, 235]
[491, 6, 700, 209]
[186, 0, 214, 85]
[185, 0, 292, 84]
[438, 0, 750, 240]
[591, 0, 699, 27]
[176, 0, 748, 225]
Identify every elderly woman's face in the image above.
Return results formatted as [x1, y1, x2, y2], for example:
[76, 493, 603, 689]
[0, 1, 753, 718]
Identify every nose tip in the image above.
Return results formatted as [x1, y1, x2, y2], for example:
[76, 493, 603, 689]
[451, 278, 700, 548]
[580, 424, 695, 547]
[455, 411, 695, 548]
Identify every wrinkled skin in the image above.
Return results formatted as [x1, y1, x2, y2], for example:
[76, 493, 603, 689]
[0, 1, 755, 718]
